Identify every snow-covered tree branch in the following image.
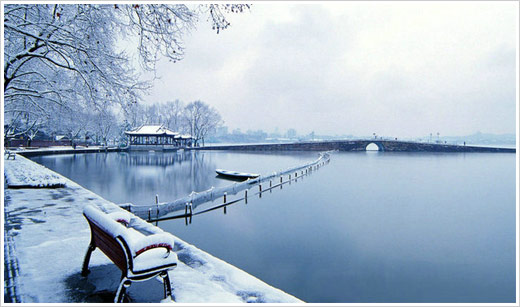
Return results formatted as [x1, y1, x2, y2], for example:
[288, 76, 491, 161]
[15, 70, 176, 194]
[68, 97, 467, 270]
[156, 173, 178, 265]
[4, 3, 248, 141]
[183, 100, 223, 146]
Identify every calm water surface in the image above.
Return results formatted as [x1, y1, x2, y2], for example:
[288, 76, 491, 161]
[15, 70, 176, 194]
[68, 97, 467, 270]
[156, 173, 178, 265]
[32, 151, 516, 303]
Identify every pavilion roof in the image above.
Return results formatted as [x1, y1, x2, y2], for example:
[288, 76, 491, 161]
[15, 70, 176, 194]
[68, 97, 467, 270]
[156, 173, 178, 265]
[178, 134, 193, 139]
[125, 125, 193, 139]
[125, 125, 178, 136]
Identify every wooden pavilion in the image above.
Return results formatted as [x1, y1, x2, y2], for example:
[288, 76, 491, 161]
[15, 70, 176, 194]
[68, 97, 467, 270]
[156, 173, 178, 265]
[125, 125, 193, 150]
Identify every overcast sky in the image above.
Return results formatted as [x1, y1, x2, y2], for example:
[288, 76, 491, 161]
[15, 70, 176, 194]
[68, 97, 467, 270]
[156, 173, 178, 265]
[142, 2, 517, 138]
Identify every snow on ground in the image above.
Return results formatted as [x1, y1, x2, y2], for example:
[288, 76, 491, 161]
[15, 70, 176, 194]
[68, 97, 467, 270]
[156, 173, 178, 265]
[7, 145, 109, 152]
[4, 154, 67, 188]
[3, 155, 302, 303]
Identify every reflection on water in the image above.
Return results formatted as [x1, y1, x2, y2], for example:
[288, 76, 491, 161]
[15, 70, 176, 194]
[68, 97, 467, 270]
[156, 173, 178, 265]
[31, 151, 316, 207]
[32, 151, 516, 303]
[33, 151, 217, 206]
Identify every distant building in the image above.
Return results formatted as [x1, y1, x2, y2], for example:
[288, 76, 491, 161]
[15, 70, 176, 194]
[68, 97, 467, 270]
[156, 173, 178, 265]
[124, 125, 194, 151]
[286, 128, 297, 139]
[55, 135, 71, 142]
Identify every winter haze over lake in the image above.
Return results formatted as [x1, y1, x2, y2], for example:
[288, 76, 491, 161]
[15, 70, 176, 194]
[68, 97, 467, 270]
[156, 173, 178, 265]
[135, 2, 517, 138]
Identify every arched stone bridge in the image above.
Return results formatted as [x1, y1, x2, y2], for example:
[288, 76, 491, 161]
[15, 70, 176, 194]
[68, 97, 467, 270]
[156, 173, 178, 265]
[199, 139, 515, 153]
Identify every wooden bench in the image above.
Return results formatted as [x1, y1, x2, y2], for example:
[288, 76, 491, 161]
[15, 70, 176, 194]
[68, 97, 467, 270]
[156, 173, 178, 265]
[4, 150, 16, 160]
[81, 205, 177, 303]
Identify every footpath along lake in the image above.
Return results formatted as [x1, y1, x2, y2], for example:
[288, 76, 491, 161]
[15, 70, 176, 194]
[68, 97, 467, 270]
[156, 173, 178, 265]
[31, 150, 516, 303]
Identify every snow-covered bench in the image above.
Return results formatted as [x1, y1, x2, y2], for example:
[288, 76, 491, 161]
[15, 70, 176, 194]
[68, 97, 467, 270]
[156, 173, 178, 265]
[81, 205, 177, 303]
[5, 150, 16, 160]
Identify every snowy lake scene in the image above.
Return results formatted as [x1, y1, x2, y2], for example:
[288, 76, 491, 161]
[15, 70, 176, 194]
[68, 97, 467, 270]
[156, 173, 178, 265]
[3, 1, 518, 305]
[31, 150, 516, 303]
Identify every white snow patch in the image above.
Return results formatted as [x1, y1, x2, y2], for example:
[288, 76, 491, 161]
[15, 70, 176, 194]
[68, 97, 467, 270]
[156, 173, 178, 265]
[4, 154, 66, 187]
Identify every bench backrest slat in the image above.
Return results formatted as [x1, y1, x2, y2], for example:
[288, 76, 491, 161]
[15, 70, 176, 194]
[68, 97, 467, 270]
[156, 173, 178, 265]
[87, 218, 127, 271]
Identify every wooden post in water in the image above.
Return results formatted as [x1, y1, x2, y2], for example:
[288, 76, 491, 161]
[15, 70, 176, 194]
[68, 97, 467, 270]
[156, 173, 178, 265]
[245, 189, 248, 204]
[223, 192, 227, 204]
[184, 203, 189, 226]
[155, 195, 159, 219]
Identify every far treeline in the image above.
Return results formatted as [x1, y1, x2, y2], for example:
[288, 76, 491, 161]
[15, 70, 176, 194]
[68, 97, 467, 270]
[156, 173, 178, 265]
[3, 4, 249, 146]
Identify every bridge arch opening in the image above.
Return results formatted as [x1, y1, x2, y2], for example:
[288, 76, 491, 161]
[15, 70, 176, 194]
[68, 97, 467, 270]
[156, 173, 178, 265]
[365, 142, 381, 151]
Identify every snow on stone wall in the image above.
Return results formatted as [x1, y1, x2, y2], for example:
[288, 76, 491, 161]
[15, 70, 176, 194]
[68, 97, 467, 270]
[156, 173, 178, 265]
[4, 154, 67, 188]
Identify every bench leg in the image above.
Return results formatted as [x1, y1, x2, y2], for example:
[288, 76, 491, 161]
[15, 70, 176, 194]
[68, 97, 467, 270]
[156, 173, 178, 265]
[81, 243, 96, 277]
[115, 276, 131, 303]
[161, 271, 173, 301]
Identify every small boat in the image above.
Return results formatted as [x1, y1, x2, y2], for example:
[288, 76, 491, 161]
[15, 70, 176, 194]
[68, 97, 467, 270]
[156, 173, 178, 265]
[215, 169, 260, 180]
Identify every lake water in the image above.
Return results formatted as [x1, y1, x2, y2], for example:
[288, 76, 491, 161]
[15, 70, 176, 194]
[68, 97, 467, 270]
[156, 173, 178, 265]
[31, 150, 517, 303]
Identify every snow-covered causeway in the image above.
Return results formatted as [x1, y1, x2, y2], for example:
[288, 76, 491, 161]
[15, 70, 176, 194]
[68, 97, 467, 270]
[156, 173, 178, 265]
[3, 154, 302, 303]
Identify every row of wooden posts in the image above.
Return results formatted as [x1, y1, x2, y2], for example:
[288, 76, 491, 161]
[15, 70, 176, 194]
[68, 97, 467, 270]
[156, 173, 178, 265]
[186, 158, 328, 223]
[145, 156, 330, 224]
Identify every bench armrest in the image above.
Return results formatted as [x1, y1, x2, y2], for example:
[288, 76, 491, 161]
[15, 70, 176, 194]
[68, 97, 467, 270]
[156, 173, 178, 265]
[121, 232, 176, 258]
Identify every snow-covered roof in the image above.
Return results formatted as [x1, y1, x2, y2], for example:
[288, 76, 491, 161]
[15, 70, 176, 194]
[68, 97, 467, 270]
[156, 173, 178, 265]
[125, 125, 179, 136]
[177, 134, 193, 139]
[55, 135, 70, 141]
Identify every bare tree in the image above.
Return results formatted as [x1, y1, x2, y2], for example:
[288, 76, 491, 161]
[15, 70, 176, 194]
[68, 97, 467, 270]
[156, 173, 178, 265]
[4, 5, 146, 117]
[59, 106, 91, 145]
[4, 109, 48, 147]
[163, 100, 185, 132]
[4, 4, 248, 138]
[123, 100, 186, 132]
[88, 109, 119, 146]
[183, 100, 222, 146]
[124, 103, 147, 128]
